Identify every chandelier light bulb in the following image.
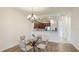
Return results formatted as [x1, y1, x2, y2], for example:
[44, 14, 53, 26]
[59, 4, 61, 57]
[27, 15, 31, 19]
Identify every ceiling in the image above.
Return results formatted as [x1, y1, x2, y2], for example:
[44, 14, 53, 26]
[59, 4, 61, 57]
[18, 7, 75, 23]
[19, 7, 74, 16]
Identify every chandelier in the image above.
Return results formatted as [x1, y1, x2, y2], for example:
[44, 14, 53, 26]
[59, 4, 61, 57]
[27, 8, 38, 23]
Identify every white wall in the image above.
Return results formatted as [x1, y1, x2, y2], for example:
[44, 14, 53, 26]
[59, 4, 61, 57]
[0, 8, 33, 51]
[71, 8, 79, 50]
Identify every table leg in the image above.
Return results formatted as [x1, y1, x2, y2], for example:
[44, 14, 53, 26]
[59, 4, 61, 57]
[33, 46, 35, 52]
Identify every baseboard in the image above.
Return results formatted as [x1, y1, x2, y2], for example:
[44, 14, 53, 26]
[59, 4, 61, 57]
[70, 42, 79, 51]
[48, 40, 70, 44]
[0, 43, 19, 52]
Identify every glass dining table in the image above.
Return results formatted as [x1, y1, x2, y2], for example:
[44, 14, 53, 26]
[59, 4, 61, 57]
[27, 37, 42, 52]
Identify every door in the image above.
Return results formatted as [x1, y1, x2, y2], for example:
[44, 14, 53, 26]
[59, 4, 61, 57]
[58, 14, 71, 43]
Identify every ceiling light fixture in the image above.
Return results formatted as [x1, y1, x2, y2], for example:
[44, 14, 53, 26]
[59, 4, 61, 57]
[27, 8, 38, 23]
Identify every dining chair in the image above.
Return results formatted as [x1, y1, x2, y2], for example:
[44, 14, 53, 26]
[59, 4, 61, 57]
[37, 39, 48, 52]
[19, 35, 33, 52]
